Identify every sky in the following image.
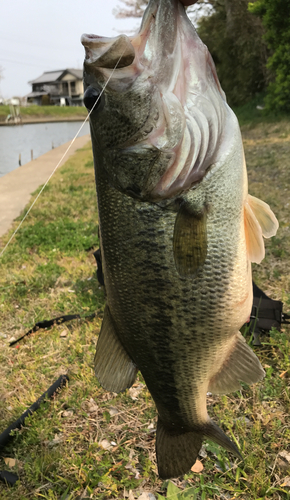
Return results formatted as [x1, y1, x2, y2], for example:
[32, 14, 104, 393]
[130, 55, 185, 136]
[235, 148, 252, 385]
[0, 0, 138, 99]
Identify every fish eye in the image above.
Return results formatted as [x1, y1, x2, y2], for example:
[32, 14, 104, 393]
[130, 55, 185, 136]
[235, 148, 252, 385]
[83, 86, 103, 112]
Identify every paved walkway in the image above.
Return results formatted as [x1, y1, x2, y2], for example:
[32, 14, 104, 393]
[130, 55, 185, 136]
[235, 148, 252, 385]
[0, 134, 91, 238]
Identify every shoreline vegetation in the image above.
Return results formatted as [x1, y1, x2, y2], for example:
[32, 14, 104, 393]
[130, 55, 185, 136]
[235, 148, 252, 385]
[0, 97, 288, 127]
[0, 110, 289, 498]
[0, 105, 88, 125]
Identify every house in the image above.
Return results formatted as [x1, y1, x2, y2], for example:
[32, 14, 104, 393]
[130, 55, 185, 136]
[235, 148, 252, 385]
[27, 69, 84, 106]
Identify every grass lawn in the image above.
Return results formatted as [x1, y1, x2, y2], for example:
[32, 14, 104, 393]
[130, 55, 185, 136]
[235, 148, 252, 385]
[0, 105, 88, 123]
[0, 120, 289, 499]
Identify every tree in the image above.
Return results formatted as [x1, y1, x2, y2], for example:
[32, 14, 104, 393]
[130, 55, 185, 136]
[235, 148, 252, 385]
[249, 0, 290, 112]
[114, 0, 147, 19]
[197, 0, 268, 106]
[114, 0, 268, 106]
[114, 0, 213, 24]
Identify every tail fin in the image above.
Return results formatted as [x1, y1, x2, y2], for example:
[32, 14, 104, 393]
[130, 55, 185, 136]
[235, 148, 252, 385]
[204, 420, 242, 459]
[156, 418, 242, 479]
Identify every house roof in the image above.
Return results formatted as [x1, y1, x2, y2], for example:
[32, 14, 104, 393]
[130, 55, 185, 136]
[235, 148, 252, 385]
[26, 91, 48, 98]
[29, 69, 83, 85]
[65, 69, 83, 79]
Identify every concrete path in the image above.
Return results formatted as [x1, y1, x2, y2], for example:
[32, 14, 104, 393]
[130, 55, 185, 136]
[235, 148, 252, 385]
[0, 134, 91, 238]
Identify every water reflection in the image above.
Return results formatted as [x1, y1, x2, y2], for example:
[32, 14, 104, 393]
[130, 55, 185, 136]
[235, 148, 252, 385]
[0, 121, 90, 177]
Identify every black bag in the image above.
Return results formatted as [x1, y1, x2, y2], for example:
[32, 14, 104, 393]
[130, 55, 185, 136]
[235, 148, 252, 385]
[249, 283, 290, 345]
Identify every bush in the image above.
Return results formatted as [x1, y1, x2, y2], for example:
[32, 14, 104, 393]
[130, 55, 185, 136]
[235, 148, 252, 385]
[249, 0, 290, 112]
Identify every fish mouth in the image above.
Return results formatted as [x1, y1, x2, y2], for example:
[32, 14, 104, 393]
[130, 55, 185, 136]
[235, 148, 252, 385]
[81, 0, 181, 76]
[82, 0, 230, 201]
[81, 34, 136, 69]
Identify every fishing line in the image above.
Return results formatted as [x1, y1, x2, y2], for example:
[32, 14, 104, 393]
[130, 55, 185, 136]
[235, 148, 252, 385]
[0, 49, 125, 259]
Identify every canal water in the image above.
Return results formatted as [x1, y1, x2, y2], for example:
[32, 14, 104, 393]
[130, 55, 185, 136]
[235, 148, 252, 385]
[0, 121, 90, 177]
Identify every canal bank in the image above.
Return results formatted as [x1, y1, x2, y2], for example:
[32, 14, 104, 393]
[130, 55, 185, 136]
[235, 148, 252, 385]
[0, 134, 91, 238]
[0, 116, 87, 126]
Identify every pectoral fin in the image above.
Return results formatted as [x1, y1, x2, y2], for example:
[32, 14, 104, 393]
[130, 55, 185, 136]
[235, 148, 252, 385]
[173, 203, 207, 277]
[244, 200, 264, 263]
[94, 306, 138, 393]
[247, 194, 279, 238]
[244, 194, 278, 264]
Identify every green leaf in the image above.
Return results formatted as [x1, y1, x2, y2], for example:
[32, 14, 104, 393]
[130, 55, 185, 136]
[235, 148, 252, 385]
[167, 481, 182, 500]
[183, 487, 199, 500]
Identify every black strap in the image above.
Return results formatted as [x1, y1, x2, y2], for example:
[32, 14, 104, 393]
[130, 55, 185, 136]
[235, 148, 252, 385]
[9, 313, 96, 347]
[0, 374, 69, 486]
[93, 248, 105, 286]
[0, 470, 19, 487]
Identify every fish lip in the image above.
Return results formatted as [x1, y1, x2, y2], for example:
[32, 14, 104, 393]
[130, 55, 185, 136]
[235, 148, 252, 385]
[81, 33, 118, 62]
[81, 34, 116, 46]
[81, 33, 136, 69]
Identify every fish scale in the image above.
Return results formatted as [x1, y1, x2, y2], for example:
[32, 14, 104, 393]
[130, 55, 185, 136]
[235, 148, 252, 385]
[82, 0, 278, 479]
[95, 134, 244, 430]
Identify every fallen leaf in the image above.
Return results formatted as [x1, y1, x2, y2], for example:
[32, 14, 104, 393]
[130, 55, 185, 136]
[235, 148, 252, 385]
[62, 410, 73, 418]
[137, 493, 156, 500]
[276, 458, 290, 473]
[234, 416, 252, 426]
[88, 398, 98, 413]
[279, 370, 288, 378]
[199, 445, 208, 458]
[109, 406, 118, 416]
[279, 451, 290, 463]
[4, 457, 16, 467]
[128, 384, 145, 400]
[99, 439, 112, 450]
[281, 476, 290, 487]
[48, 433, 64, 447]
[191, 459, 204, 473]
[60, 330, 67, 337]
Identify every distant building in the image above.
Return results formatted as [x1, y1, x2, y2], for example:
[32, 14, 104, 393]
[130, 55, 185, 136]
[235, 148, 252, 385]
[27, 69, 84, 106]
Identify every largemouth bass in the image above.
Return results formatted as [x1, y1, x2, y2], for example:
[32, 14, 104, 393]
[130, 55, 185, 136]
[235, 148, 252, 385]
[81, 0, 278, 479]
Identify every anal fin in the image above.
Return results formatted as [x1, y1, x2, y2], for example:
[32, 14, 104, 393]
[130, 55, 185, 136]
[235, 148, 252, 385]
[94, 306, 138, 393]
[208, 332, 265, 394]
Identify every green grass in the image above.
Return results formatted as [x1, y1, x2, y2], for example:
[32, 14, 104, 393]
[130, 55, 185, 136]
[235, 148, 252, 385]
[0, 105, 88, 123]
[0, 124, 289, 499]
[233, 93, 290, 127]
